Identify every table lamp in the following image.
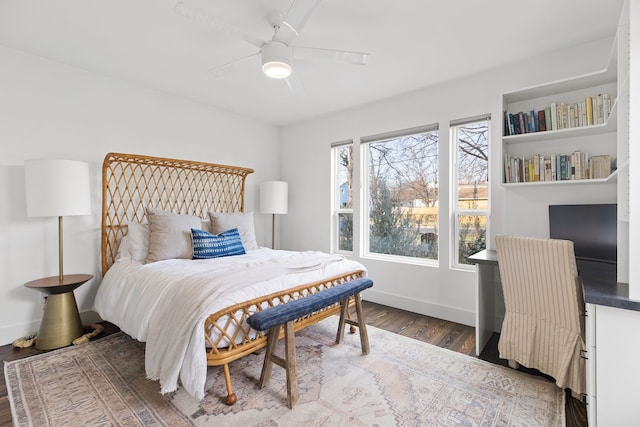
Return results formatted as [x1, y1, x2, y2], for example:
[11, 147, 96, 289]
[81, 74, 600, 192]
[260, 181, 288, 249]
[25, 159, 92, 281]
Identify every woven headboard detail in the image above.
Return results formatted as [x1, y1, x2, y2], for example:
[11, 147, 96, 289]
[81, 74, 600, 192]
[101, 152, 254, 274]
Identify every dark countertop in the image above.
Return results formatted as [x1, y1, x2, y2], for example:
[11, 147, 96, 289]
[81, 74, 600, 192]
[468, 249, 640, 312]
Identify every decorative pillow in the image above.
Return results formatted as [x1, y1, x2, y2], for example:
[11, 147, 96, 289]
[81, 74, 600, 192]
[116, 235, 133, 261]
[126, 222, 150, 261]
[145, 207, 202, 263]
[116, 222, 150, 261]
[208, 211, 259, 250]
[191, 228, 246, 259]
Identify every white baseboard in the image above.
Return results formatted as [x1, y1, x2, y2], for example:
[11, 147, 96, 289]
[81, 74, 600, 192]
[363, 289, 475, 327]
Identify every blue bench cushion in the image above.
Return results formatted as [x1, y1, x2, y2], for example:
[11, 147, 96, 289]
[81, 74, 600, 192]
[247, 278, 373, 331]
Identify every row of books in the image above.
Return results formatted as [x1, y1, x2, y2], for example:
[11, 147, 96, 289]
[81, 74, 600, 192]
[503, 152, 612, 183]
[504, 93, 613, 136]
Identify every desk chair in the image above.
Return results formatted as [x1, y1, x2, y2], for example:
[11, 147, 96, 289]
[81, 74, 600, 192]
[495, 235, 585, 397]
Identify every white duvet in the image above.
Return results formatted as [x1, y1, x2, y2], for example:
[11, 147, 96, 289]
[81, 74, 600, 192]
[93, 248, 366, 400]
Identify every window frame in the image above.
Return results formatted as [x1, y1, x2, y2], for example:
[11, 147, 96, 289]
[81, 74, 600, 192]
[450, 115, 490, 270]
[361, 124, 440, 266]
[331, 140, 354, 254]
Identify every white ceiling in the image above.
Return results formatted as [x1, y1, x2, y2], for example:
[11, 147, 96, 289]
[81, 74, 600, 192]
[0, 0, 625, 126]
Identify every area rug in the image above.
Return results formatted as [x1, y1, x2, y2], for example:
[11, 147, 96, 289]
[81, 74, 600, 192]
[5, 316, 564, 426]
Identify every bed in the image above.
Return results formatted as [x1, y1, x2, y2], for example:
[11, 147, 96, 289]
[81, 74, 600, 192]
[94, 152, 366, 404]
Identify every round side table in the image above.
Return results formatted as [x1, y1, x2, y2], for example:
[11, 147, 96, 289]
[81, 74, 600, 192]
[24, 274, 93, 350]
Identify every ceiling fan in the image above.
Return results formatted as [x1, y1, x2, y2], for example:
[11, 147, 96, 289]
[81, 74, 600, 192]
[173, 0, 370, 92]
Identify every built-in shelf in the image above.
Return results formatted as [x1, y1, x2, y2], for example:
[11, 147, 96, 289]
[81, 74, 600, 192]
[502, 173, 617, 188]
[503, 101, 618, 144]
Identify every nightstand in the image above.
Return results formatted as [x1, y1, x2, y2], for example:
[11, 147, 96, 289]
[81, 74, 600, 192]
[25, 274, 92, 350]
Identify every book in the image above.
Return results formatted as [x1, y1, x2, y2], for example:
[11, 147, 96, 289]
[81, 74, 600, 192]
[538, 110, 546, 131]
[568, 104, 575, 128]
[589, 154, 611, 179]
[602, 94, 610, 121]
[596, 94, 604, 124]
[560, 102, 568, 129]
[544, 107, 552, 130]
[513, 113, 521, 135]
[530, 109, 537, 132]
[544, 158, 552, 181]
[550, 103, 558, 130]
[586, 97, 594, 125]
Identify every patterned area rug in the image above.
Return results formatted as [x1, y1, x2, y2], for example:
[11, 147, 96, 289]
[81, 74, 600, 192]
[5, 316, 564, 426]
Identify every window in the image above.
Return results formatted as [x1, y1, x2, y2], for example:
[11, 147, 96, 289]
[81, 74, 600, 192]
[362, 125, 439, 262]
[451, 116, 489, 268]
[332, 141, 353, 252]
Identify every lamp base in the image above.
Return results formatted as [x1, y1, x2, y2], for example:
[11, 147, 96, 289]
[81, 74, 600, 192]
[36, 292, 84, 350]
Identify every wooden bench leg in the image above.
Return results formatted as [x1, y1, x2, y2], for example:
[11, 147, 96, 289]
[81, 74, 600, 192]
[354, 293, 370, 355]
[336, 297, 349, 344]
[283, 321, 299, 409]
[259, 321, 299, 409]
[259, 325, 281, 389]
[336, 294, 370, 355]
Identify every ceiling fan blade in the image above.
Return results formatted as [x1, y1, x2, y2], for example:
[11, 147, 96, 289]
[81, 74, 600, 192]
[292, 47, 370, 65]
[173, 2, 265, 48]
[209, 52, 260, 77]
[273, 0, 322, 44]
[284, 72, 304, 94]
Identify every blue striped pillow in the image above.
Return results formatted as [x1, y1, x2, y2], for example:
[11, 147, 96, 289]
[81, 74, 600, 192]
[191, 228, 246, 259]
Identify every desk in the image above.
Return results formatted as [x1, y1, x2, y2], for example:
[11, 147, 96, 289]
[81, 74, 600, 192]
[469, 249, 640, 426]
[467, 250, 501, 356]
[25, 274, 92, 350]
[467, 249, 639, 356]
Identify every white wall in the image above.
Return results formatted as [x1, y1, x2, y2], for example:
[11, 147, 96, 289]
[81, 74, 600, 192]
[281, 38, 617, 326]
[0, 46, 281, 345]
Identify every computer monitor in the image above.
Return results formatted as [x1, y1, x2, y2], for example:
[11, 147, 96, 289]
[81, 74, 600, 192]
[549, 203, 617, 264]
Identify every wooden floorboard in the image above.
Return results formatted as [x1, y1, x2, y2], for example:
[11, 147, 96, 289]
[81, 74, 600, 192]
[0, 302, 586, 427]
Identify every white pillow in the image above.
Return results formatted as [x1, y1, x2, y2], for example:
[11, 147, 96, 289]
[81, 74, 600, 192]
[145, 207, 202, 263]
[117, 222, 150, 261]
[208, 211, 259, 250]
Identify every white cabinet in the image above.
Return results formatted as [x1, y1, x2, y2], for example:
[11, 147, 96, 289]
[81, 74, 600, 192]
[585, 303, 597, 426]
[592, 305, 640, 426]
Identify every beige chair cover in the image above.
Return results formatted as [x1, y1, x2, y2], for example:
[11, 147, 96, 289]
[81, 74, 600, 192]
[495, 235, 585, 396]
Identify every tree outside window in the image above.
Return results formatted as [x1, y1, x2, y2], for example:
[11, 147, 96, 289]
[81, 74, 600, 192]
[365, 128, 439, 260]
[453, 119, 489, 266]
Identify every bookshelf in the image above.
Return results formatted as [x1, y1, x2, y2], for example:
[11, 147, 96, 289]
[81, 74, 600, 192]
[501, 40, 620, 186]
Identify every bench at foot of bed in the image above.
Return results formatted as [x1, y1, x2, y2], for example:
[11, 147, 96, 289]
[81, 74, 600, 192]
[247, 278, 373, 409]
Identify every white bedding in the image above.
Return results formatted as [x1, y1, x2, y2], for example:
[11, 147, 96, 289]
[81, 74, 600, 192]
[93, 248, 366, 400]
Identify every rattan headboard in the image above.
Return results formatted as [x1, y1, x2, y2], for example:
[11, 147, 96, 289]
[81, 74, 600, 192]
[101, 152, 254, 274]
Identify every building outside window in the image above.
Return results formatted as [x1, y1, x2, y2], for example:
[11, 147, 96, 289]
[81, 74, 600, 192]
[451, 116, 490, 268]
[362, 125, 439, 262]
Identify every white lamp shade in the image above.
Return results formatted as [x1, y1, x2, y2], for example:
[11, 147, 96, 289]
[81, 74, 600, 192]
[260, 181, 288, 215]
[25, 159, 92, 217]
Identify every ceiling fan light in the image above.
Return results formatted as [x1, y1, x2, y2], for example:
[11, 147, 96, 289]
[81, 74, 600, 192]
[262, 60, 292, 79]
[261, 41, 292, 79]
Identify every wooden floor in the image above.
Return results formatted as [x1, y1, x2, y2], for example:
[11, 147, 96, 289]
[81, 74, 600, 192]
[0, 302, 586, 426]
